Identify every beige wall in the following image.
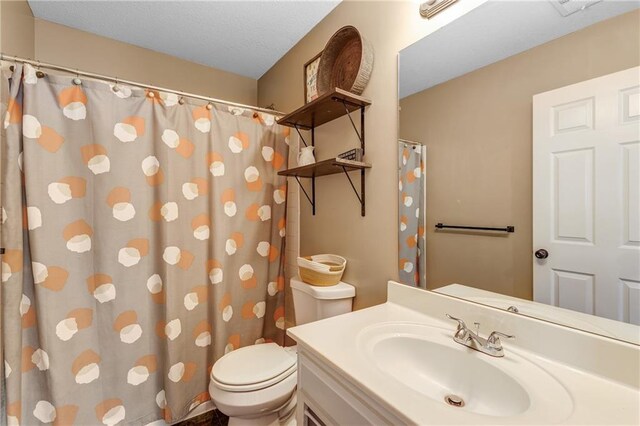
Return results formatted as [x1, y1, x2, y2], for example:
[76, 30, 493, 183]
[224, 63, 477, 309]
[0, 0, 257, 105]
[258, 0, 488, 322]
[0, 0, 35, 375]
[399, 10, 640, 299]
[1, 0, 35, 58]
[33, 20, 257, 105]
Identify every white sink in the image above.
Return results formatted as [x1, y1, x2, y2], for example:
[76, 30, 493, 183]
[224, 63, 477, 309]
[357, 322, 574, 423]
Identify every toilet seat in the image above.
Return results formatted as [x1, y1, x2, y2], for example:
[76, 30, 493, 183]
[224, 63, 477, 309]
[211, 363, 296, 392]
[211, 343, 297, 392]
[209, 368, 297, 420]
[209, 344, 298, 421]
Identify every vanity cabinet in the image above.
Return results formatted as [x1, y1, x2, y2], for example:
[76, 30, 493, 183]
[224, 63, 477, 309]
[296, 348, 404, 426]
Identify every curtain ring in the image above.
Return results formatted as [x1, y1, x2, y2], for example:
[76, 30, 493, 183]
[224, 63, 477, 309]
[73, 69, 82, 86]
[35, 60, 45, 78]
[178, 93, 185, 105]
[206, 102, 213, 110]
[112, 77, 120, 93]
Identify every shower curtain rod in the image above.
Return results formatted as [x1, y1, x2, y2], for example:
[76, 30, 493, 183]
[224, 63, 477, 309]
[0, 53, 286, 116]
[399, 138, 421, 146]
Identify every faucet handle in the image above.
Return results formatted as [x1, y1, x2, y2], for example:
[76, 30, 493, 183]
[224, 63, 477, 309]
[487, 331, 515, 348]
[445, 314, 467, 330]
[473, 322, 480, 335]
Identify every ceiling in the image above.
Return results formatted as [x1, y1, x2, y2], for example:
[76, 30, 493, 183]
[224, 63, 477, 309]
[28, 0, 340, 79]
[399, 0, 640, 99]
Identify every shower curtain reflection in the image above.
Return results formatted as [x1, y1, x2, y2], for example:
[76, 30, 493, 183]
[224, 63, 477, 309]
[398, 140, 425, 288]
[1, 64, 288, 425]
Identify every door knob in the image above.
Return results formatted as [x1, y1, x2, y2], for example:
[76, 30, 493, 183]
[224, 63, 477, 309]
[535, 249, 549, 259]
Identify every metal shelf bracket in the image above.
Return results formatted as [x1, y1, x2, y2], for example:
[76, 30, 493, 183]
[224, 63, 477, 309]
[293, 176, 316, 215]
[340, 166, 366, 216]
[293, 124, 309, 147]
[339, 100, 364, 145]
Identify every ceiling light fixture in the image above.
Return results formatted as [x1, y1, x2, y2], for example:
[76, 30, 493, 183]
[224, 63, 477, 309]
[420, 0, 459, 19]
[549, 0, 603, 17]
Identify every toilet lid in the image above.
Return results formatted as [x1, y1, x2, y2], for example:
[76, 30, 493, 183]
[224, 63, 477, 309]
[212, 343, 296, 387]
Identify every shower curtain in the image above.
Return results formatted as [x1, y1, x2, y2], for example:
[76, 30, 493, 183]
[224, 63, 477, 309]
[398, 142, 425, 288]
[1, 64, 288, 425]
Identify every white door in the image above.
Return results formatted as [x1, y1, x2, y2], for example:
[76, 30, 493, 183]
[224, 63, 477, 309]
[533, 67, 640, 324]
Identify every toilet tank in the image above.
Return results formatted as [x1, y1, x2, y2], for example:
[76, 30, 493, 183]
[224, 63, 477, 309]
[291, 278, 356, 326]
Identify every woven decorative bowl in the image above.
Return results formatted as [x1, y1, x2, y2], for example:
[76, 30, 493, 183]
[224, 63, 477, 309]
[316, 26, 374, 96]
[297, 254, 347, 287]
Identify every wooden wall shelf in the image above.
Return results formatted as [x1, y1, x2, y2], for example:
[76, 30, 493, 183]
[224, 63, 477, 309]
[278, 158, 371, 178]
[277, 88, 371, 130]
[277, 88, 372, 216]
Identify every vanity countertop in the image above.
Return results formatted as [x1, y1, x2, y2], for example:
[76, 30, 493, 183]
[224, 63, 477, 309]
[287, 282, 640, 425]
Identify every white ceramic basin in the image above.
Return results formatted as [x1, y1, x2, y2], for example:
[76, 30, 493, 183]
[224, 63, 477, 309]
[357, 322, 573, 423]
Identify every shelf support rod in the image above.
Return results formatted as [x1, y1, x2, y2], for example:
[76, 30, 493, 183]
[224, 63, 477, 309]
[311, 126, 315, 215]
[341, 167, 365, 216]
[294, 176, 314, 210]
[360, 106, 366, 215]
[361, 169, 365, 216]
[360, 106, 365, 155]
[340, 100, 363, 144]
[293, 125, 308, 147]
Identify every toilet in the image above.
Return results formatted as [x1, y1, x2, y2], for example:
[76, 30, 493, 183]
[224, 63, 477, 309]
[209, 278, 355, 425]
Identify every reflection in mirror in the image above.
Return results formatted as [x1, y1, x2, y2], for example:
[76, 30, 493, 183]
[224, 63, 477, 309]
[398, 0, 640, 344]
[398, 140, 426, 288]
[437, 284, 640, 345]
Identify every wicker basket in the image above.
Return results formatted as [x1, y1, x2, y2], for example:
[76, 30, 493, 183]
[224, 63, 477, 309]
[297, 254, 347, 286]
[316, 26, 374, 96]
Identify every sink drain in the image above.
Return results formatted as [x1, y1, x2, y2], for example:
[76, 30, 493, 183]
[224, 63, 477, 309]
[444, 394, 465, 407]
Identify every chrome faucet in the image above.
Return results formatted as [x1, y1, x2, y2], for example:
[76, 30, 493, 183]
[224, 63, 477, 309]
[446, 314, 514, 357]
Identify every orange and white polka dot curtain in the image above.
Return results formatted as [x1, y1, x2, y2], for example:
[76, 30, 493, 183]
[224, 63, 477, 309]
[398, 142, 425, 288]
[1, 64, 288, 425]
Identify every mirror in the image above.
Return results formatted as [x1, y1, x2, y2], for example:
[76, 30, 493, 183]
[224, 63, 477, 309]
[398, 0, 640, 344]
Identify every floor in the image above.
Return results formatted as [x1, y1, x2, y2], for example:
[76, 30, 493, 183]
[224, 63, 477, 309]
[175, 410, 229, 426]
